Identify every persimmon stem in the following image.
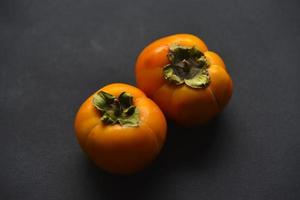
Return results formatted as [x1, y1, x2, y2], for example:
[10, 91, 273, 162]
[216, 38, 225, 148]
[163, 45, 211, 89]
[92, 91, 139, 127]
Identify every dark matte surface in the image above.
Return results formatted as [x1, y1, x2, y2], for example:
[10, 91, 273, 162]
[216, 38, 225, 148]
[1, 0, 299, 199]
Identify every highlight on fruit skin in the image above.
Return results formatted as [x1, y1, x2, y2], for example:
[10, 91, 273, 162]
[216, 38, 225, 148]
[135, 34, 233, 126]
[74, 83, 167, 175]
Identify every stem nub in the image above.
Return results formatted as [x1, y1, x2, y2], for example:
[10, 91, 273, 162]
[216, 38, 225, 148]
[92, 91, 139, 127]
[163, 45, 210, 88]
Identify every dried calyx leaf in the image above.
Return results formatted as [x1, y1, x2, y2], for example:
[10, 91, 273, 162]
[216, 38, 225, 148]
[92, 91, 139, 127]
[163, 45, 210, 88]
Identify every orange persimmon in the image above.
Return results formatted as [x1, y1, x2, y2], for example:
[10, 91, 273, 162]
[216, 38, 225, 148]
[74, 83, 167, 174]
[135, 34, 233, 126]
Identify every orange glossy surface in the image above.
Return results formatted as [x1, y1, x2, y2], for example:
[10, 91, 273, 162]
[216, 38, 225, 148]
[135, 34, 233, 126]
[74, 83, 167, 174]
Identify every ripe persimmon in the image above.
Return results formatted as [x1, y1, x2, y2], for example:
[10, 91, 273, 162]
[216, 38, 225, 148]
[74, 83, 167, 174]
[136, 34, 233, 126]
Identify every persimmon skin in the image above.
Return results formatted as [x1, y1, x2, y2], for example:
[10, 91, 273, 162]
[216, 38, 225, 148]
[135, 34, 233, 126]
[74, 83, 167, 174]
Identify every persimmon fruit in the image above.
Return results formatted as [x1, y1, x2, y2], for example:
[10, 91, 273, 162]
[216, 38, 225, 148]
[74, 83, 167, 174]
[135, 34, 233, 126]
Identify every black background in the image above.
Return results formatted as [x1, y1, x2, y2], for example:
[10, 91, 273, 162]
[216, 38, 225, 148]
[1, 0, 299, 199]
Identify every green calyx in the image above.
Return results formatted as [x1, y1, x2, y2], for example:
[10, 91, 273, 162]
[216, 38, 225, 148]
[163, 45, 211, 88]
[92, 91, 139, 127]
